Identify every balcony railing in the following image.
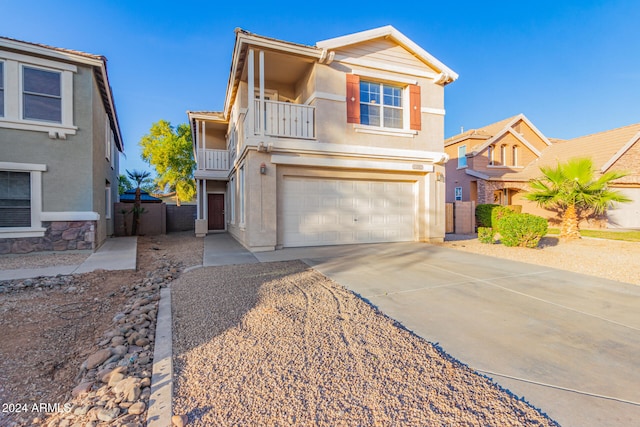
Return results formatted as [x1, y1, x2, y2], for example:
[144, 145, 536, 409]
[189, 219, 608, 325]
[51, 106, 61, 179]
[198, 149, 229, 171]
[254, 100, 315, 139]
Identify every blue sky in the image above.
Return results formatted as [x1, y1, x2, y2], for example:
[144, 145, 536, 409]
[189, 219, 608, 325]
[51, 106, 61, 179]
[3, 0, 638, 175]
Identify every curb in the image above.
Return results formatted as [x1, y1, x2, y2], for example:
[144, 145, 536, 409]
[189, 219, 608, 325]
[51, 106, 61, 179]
[147, 286, 173, 426]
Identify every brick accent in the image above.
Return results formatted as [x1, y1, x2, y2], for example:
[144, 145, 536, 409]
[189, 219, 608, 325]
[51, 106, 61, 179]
[0, 221, 96, 255]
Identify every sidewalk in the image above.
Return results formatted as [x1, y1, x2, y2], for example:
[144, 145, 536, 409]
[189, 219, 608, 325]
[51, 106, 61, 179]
[0, 236, 138, 281]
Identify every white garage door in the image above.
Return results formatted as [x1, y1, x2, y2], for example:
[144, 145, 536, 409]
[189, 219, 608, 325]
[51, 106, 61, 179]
[282, 177, 416, 247]
[608, 188, 640, 229]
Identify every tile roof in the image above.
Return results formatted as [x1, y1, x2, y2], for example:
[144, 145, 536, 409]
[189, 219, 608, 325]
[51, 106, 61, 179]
[504, 122, 640, 181]
[0, 36, 104, 61]
[445, 114, 521, 148]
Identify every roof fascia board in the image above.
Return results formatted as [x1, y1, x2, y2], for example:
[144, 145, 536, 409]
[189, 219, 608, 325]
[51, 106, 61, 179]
[0, 38, 103, 67]
[601, 131, 640, 172]
[338, 56, 438, 79]
[237, 33, 322, 58]
[507, 128, 542, 157]
[518, 114, 553, 147]
[445, 134, 490, 147]
[317, 25, 458, 81]
[465, 169, 490, 180]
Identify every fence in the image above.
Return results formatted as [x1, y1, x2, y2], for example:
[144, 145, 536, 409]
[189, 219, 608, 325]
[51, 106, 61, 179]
[445, 201, 476, 234]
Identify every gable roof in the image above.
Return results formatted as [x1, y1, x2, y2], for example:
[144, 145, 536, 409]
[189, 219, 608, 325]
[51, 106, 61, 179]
[531, 123, 640, 175]
[0, 36, 124, 152]
[316, 25, 458, 84]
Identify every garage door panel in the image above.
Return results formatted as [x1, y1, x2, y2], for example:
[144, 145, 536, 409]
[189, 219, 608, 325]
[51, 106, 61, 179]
[282, 177, 416, 247]
[608, 188, 640, 229]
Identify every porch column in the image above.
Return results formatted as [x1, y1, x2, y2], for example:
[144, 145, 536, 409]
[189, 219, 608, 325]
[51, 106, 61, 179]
[196, 178, 201, 220]
[203, 179, 208, 225]
[247, 49, 255, 136]
[258, 50, 265, 136]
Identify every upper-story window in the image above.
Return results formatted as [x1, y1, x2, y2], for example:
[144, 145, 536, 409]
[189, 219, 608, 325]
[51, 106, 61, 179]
[346, 74, 421, 133]
[23, 66, 61, 123]
[0, 61, 4, 117]
[500, 144, 507, 166]
[512, 145, 518, 166]
[487, 145, 495, 166]
[458, 145, 467, 168]
[0, 52, 76, 136]
[360, 80, 403, 129]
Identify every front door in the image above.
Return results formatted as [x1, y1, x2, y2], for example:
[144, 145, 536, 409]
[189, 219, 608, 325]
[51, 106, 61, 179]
[208, 194, 225, 230]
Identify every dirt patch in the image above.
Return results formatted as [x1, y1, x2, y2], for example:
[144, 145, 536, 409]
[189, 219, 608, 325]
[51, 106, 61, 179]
[173, 261, 558, 426]
[0, 231, 202, 426]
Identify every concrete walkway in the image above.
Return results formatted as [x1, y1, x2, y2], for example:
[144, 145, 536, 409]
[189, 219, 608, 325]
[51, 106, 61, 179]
[253, 241, 640, 427]
[203, 233, 258, 266]
[0, 236, 138, 280]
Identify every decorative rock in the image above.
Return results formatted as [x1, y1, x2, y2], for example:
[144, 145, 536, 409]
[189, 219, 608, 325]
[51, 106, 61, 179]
[83, 349, 112, 370]
[128, 401, 146, 415]
[113, 345, 128, 356]
[113, 377, 141, 402]
[108, 372, 126, 387]
[71, 381, 94, 397]
[111, 335, 126, 346]
[96, 407, 120, 422]
[172, 414, 188, 427]
[135, 338, 150, 347]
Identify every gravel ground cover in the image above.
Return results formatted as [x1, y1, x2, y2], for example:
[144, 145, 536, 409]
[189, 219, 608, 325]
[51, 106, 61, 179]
[438, 235, 640, 286]
[172, 261, 558, 426]
[0, 251, 90, 270]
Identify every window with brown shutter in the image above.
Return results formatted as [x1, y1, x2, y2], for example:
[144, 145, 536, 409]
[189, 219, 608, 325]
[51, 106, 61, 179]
[409, 84, 421, 131]
[346, 74, 360, 124]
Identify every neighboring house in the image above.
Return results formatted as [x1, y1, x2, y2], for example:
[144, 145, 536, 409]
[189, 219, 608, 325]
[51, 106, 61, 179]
[188, 26, 458, 251]
[444, 114, 640, 228]
[0, 37, 123, 254]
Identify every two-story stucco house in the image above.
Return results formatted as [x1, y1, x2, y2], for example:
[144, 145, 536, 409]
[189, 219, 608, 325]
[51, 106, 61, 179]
[188, 26, 458, 251]
[0, 37, 123, 254]
[444, 114, 640, 228]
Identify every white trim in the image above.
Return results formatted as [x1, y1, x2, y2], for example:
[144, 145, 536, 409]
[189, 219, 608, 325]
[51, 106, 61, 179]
[0, 117, 77, 135]
[465, 169, 490, 180]
[260, 138, 448, 163]
[0, 50, 78, 72]
[40, 211, 100, 221]
[303, 91, 345, 105]
[0, 228, 47, 238]
[470, 113, 550, 156]
[354, 124, 416, 138]
[334, 55, 437, 79]
[601, 131, 640, 172]
[0, 38, 102, 68]
[271, 154, 434, 173]
[421, 107, 446, 116]
[350, 68, 419, 85]
[0, 161, 46, 171]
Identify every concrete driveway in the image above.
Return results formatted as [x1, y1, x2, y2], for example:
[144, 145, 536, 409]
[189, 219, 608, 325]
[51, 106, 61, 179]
[255, 241, 640, 427]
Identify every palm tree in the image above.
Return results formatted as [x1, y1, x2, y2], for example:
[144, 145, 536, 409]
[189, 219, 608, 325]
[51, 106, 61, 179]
[126, 169, 151, 236]
[524, 158, 630, 239]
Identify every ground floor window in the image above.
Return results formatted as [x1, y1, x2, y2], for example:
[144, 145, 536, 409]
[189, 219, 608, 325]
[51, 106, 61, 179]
[455, 186, 463, 201]
[0, 171, 31, 227]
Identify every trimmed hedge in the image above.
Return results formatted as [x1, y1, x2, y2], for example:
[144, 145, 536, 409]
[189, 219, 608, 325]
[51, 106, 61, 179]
[476, 204, 499, 228]
[496, 213, 548, 248]
[477, 227, 496, 244]
[491, 206, 517, 233]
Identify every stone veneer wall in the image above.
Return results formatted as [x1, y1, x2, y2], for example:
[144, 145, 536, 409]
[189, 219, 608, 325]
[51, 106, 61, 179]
[0, 221, 96, 255]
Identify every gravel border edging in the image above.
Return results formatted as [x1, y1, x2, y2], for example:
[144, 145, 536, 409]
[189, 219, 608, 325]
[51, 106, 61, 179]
[147, 286, 173, 427]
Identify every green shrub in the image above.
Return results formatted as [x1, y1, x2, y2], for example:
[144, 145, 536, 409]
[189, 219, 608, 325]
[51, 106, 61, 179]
[491, 206, 517, 232]
[476, 204, 499, 228]
[477, 227, 496, 244]
[498, 213, 548, 248]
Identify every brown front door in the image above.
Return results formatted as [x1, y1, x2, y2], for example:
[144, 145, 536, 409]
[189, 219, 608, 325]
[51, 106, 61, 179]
[208, 194, 225, 230]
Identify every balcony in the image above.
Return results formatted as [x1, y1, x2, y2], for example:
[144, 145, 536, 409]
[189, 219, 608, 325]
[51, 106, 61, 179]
[197, 148, 229, 171]
[254, 100, 315, 139]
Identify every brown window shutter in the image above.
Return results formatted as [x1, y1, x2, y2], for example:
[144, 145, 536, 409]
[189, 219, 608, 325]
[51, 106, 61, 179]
[346, 74, 360, 124]
[409, 84, 421, 131]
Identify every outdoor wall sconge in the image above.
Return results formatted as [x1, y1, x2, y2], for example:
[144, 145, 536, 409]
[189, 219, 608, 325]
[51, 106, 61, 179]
[260, 163, 267, 174]
[436, 172, 445, 182]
